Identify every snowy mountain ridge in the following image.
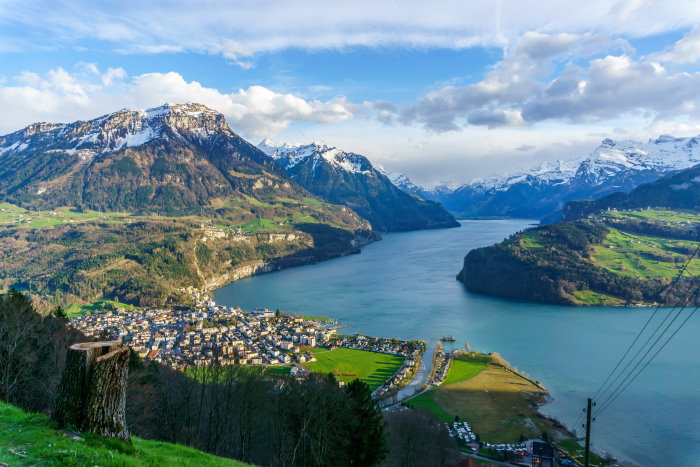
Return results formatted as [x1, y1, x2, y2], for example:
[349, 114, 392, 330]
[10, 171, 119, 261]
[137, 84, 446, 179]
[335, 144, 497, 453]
[258, 140, 373, 175]
[395, 134, 700, 219]
[0, 103, 233, 158]
[463, 135, 700, 194]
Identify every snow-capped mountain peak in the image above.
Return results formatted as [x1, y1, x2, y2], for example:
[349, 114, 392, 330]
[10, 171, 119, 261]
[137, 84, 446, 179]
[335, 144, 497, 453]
[464, 134, 700, 193]
[0, 103, 233, 158]
[258, 140, 373, 174]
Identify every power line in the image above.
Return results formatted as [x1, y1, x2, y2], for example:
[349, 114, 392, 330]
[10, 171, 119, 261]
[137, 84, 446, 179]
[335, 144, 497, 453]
[598, 306, 700, 415]
[588, 241, 700, 404]
[593, 281, 700, 406]
[572, 241, 700, 433]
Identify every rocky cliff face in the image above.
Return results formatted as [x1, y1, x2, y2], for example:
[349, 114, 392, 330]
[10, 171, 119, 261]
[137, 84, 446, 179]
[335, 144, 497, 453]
[259, 141, 458, 232]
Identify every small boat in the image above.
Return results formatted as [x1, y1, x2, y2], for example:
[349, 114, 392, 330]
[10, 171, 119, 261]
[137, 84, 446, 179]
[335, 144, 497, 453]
[441, 336, 456, 342]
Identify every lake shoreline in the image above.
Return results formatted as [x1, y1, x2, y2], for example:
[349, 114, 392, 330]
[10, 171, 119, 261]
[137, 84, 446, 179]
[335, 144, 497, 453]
[213, 219, 700, 466]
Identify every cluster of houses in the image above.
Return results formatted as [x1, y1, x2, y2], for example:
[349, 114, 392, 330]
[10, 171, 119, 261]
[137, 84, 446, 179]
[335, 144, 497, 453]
[70, 303, 338, 369]
[429, 350, 452, 387]
[330, 335, 425, 396]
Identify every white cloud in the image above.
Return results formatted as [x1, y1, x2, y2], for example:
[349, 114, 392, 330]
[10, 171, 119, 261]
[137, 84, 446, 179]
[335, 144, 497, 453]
[1, 0, 699, 66]
[649, 27, 700, 64]
[101, 67, 127, 86]
[389, 32, 700, 132]
[0, 68, 357, 137]
[209, 40, 255, 69]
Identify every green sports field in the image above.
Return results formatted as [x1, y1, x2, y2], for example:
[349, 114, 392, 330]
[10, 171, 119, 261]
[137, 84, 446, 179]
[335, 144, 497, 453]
[304, 347, 404, 390]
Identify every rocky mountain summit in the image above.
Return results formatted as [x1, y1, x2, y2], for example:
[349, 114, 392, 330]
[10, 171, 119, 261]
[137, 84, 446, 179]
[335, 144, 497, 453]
[259, 140, 458, 231]
[0, 103, 308, 214]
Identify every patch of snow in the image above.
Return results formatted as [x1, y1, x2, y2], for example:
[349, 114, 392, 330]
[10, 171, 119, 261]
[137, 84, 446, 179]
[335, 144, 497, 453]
[0, 141, 28, 156]
[376, 165, 424, 192]
[111, 125, 155, 151]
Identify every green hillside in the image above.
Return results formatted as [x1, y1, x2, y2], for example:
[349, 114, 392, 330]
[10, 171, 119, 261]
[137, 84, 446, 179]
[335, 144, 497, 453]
[0, 401, 248, 466]
[458, 209, 700, 306]
[0, 200, 376, 307]
[0, 104, 380, 308]
[459, 162, 700, 306]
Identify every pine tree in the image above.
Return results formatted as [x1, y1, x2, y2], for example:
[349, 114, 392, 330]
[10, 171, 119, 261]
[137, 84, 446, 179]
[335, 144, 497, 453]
[345, 379, 387, 466]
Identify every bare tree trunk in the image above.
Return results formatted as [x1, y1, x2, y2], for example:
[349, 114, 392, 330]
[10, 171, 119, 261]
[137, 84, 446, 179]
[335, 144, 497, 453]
[52, 341, 131, 443]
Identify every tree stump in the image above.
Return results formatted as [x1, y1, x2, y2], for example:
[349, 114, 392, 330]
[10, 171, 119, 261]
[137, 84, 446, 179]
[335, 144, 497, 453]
[52, 341, 131, 443]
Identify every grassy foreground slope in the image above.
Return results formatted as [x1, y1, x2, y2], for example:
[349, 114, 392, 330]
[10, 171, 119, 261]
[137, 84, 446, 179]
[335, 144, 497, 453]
[0, 402, 248, 466]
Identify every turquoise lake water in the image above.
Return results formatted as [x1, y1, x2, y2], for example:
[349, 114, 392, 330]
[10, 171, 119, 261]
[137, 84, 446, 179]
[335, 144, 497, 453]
[214, 220, 700, 466]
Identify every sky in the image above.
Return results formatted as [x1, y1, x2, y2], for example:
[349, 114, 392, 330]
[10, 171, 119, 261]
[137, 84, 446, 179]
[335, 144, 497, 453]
[2, 0, 700, 187]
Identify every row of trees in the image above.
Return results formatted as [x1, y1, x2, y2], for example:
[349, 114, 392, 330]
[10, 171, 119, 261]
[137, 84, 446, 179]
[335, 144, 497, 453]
[127, 363, 387, 466]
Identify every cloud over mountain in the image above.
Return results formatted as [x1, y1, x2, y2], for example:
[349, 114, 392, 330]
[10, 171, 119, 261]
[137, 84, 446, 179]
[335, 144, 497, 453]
[0, 67, 356, 137]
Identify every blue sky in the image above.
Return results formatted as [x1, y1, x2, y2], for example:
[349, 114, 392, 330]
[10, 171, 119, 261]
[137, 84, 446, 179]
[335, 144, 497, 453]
[2, 0, 700, 186]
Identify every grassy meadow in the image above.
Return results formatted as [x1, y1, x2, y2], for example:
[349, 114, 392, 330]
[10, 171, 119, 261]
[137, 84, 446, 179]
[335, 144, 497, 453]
[410, 355, 562, 443]
[303, 347, 404, 390]
[64, 299, 139, 317]
[590, 228, 700, 279]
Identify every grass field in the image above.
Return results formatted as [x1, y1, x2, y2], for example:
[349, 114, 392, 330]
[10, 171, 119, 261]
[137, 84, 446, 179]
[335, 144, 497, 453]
[0, 203, 129, 229]
[410, 355, 562, 443]
[303, 347, 404, 391]
[518, 230, 544, 248]
[605, 209, 700, 224]
[572, 289, 626, 306]
[65, 299, 137, 317]
[590, 228, 700, 279]
[557, 438, 607, 466]
[0, 401, 248, 466]
[301, 315, 332, 322]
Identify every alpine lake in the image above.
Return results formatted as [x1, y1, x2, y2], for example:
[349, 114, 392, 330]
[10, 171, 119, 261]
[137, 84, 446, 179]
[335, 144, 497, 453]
[215, 219, 700, 466]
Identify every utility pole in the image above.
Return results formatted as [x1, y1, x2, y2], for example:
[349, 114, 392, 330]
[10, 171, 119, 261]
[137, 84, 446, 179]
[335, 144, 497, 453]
[584, 397, 594, 467]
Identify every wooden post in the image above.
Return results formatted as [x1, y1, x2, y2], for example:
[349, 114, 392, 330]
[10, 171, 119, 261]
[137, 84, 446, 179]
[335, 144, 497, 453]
[53, 341, 131, 443]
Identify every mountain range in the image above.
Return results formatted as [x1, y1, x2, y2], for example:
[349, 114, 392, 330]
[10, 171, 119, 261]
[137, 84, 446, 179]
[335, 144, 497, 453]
[458, 163, 700, 306]
[0, 103, 312, 214]
[393, 135, 700, 220]
[0, 103, 386, 306]
[258, 140, 458, 232]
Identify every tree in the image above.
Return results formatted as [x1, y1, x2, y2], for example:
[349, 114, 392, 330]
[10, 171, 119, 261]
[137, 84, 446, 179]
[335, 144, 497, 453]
[345, 379, 387, 466]
[384, 410, 458, 467]
[0, 289, 81, 412]
[53, 305, 67, 319]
